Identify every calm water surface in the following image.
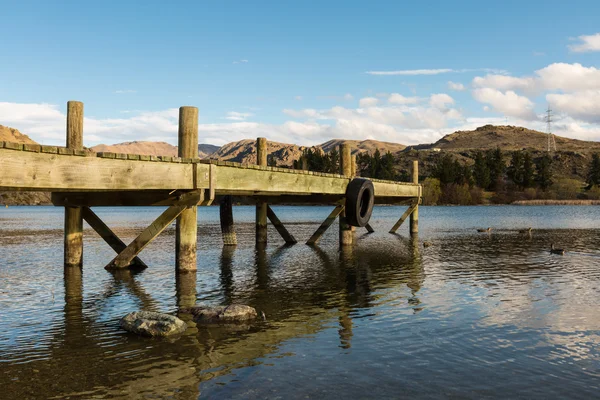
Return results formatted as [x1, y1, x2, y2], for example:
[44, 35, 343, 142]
[1, 205, 599, 399]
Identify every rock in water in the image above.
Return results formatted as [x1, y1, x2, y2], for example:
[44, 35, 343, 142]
[120, 311, 187, 337]
[185, 304, 258, 324]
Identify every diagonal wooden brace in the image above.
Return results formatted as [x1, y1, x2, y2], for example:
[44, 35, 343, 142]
[105, 190, 202, 269]
[365, 223, 375, 233]
[81, 207, 147, 268]
[389, 202, 418, 234]
[307, 204, 345, 245]
[267, 205, 297, 244]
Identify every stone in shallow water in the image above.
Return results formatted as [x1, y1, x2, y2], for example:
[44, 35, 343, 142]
[184, 304, 258, 324]
[120, 311, 187, 337]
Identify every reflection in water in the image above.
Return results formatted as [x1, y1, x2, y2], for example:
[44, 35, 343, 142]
[1, 206, 600, 399]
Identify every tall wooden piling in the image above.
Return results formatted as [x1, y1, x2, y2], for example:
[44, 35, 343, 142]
[256, 137, 268, 245]
[410, 160, 419, 235]
[339, 143, 354, 246]
[64, 101, 84, 267]
[220, 195, 237, 245]
[176, 106, 199, 271]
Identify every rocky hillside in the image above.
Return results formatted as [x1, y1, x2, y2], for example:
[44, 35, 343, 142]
[320, 139, 406, 155]
[415, 125, 600, 152]
[90, 141, 179, 156]
[0, 125, 36, 144]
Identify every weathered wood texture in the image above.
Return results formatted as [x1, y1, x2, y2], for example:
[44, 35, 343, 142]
[339, 143, 353, 246]
[66, 101, 84, 150]
[0, 148, 420, 198]
[267, 206, 297, 244]
[106, 191, 201, 269]
[307, 205, 344, 245]
[176, 107, 199, 272]
[219, 195, 237, 245]
[365, 223, 375, 233]
[256, 138, 268, 244]
[81, 207, 147, 268]
[389, 203, 418, 234]
[410, 160, 419, 235]
[64, 101, 84, 267]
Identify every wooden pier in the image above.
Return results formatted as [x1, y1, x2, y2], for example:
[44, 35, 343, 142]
[0, 102, 421, 271]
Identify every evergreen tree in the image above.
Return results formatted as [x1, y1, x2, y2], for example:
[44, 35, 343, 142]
[380, 151, 396, 180]
[267, 154, 277, 167]
[535, 153, 553, 190]
[522, 152, 535, 188]
[472, 151, 491, 189]
[486, 147, 505, 190]
[432, 154, 458, 185]
[507, 151, 524, 187]
[587, 153, 600, 188]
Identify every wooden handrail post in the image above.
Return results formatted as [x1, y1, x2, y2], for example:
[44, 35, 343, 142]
[410, 160, 419, 235]
[176, 106, 199, 271]
[64, 101, 84, 267]
[339, 143, 353, 246]
[256, 137, 268, 245]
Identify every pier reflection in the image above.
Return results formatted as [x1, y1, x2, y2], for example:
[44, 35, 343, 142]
[1, 242, 424, 399]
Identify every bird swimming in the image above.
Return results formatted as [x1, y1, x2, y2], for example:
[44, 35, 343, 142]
[477, 227, 491, 232]
[550, 244, 565, 255]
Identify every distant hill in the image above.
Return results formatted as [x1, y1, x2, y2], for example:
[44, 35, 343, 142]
[418, 125, 600, 152]
[90, 141, 178, 156]
[199, 144, 220, 159]
[210, 139, 308, 166]
[320, 139, 406, 155]
[0, 125, 36, 144]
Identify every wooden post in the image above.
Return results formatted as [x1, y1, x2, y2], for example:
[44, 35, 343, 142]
[302, 156, 308, 171]
[307, 204, 344, 245]
[267, 205, 297, 244]
[351, 154, 357, 177]
[410, 160, 419, 235]
[339, 143, 353, 246]
[176, 106, 199, 271]
[220, 195, 237, 245]
[64, 101, 84, 267]
[256, 137, 268, 245]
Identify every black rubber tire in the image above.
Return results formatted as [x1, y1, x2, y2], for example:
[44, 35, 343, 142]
[345, 178, 375, 227]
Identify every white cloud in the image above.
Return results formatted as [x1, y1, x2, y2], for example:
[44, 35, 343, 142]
[429, 93, 454, 110]
[294, 96, 303, 101]
[473, 63, 600, 94]
[232, 59, 249, 64]
[388, 93, 420, 104]
[366, 68, 454, 76]
[472, 88, 537, 120]
[366, 68, 507, 76]
[317, 93, 354, 101]
[114, 89, 137, 94]
[225, 111, 253, 121]
[547, 90, 600, 123]
[447, 81, 466, 91]
[359, 97, 379, 108]
[568, 33, 600, 53]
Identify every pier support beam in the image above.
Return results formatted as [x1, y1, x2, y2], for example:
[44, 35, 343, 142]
[307, 204, 344, 245]
[339, 143, 354, 246]
[410, 160, 419, 235]
[256, 137, 268, 245]
[267, 205, 297, 244]
[220, 195, 237, 245]
[64, 101, 84, 267]
[176, 107, 199, 272]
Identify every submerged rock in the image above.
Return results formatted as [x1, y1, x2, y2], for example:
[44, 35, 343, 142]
[120, 311, 187, 337]
[183, 304, 258, 324]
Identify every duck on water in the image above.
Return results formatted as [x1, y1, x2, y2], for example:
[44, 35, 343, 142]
[550, 244, 565, 255]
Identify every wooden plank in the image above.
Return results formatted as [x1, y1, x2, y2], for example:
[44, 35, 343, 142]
[81, 207, 147, 268]
[0, 149, 197, 191]
[307, 205, 344, 245]
[106, 191, 201, 269]
[51, 191, 176, 207]
[267, 206, 297, 244]
[389, 203, 418, 234]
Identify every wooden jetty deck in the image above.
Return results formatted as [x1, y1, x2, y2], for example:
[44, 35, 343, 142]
[0, 101, 421, 272]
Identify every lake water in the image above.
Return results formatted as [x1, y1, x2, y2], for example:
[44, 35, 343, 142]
[1, 205, 599, 399]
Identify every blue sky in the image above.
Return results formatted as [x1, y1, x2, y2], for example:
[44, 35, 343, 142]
[1, 0, 600, 146]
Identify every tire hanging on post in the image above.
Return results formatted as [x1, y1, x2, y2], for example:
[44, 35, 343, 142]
[345, 178, 374, 227]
